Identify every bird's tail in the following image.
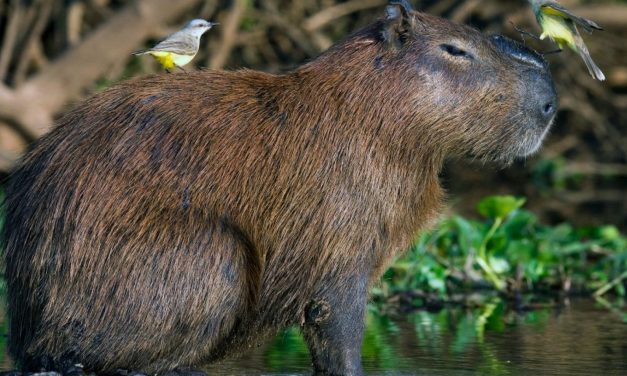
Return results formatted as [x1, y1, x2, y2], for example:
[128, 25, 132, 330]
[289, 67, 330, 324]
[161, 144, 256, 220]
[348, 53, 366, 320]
[132, 49, 150, 56]
[576, 38, 605, 81]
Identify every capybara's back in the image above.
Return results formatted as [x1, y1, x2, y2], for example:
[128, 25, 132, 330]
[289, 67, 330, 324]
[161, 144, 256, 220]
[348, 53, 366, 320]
[3, 4, 556, 375]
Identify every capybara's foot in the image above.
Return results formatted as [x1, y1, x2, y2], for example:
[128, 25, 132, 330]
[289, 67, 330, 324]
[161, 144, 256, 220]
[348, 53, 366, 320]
[60, 364, 84, 376]
[302, 276, 368, 376]
[108, 369, 147, 376]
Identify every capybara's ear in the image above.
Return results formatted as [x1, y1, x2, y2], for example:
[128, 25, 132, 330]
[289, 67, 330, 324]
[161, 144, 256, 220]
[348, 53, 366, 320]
[383, 1, 415, 47]
[388, 0, 414, 15]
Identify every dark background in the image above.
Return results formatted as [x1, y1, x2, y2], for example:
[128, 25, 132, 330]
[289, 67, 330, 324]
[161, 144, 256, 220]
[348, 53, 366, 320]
[0, 0, 625, 228]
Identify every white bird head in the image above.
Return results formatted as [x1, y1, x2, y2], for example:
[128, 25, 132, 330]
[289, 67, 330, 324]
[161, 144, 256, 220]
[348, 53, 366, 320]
[184, 19, 218, 38]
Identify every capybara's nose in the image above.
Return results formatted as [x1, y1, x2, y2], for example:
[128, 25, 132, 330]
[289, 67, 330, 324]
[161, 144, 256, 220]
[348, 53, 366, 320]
[490, 34, 557, 124]
[523, 68, 558, 125]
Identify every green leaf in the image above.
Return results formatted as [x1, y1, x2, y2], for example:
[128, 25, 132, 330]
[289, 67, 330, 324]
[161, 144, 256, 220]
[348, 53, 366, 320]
[506, 239, 536, 263]
[502, 209, 537, 238]
[477, 195, 526, 220]
[597, 225, 621, 241]
[451, 216, 482, 253]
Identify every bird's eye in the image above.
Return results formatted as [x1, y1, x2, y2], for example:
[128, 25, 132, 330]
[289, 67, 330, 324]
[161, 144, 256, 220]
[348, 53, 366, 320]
[440, 44, 474, 60]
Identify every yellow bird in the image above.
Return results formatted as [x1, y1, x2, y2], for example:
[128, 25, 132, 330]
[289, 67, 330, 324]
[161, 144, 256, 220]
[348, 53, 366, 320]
[528, 0, 605, 81]
[133, 19, 217, 72]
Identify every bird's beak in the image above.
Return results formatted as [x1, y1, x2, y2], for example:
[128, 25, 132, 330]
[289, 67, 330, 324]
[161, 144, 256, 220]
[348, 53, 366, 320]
[209, 22, 219, 27]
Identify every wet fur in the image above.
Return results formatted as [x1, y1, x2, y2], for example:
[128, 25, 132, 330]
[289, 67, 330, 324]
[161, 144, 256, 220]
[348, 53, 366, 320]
[3, 9, 552, 375]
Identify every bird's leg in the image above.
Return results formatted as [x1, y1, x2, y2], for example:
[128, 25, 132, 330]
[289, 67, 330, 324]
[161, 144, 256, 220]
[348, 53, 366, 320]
[510, 22, 542, 43]
[165, 68, 172, 74]
[176, 66, 188, 74]
[542, 48, 563, 56]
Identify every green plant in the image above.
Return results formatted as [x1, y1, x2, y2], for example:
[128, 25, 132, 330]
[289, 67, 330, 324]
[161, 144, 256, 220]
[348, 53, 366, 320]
[376, 195, 627, 309]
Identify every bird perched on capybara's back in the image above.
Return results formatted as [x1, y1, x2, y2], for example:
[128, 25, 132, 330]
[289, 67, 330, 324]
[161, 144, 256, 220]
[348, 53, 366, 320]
[3, 3, 557, 375]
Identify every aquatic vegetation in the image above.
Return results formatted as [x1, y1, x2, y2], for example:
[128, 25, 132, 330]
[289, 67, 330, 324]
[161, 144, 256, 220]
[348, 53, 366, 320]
[374, 195, 627, 310]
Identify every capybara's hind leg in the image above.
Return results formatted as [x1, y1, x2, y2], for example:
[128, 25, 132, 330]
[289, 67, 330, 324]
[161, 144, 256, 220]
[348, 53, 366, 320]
[301, 273, 369, 376]
[21, 217, 257, 374]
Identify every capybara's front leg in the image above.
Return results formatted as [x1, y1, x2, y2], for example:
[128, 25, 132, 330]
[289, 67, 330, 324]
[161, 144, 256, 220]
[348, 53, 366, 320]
[301, 274, 368, 376]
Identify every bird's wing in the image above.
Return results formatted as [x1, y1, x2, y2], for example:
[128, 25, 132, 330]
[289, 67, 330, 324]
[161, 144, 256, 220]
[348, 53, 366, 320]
[149, 32, 198, 55]
[540, 3, 603, 33]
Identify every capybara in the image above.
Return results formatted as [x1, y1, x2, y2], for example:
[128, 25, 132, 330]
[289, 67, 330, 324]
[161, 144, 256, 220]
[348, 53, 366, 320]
[3, 2, 557, 375]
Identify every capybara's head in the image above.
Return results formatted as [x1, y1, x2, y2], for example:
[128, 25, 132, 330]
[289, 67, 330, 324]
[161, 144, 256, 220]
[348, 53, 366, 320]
[304, 2, 557, 164]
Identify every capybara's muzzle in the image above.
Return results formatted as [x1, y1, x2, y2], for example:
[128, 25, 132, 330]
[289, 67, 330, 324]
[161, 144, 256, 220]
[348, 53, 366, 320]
[491, 34, 558, 128]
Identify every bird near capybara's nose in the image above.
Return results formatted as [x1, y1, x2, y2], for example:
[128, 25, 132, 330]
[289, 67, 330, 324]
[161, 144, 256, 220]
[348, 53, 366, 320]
[3, 2, 556, 375]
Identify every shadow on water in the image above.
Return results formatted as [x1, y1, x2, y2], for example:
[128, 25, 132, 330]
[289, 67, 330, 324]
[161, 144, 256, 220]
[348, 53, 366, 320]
[0, 299, 625, 375]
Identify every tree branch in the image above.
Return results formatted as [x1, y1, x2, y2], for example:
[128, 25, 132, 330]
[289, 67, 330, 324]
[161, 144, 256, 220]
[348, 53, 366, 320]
[303, 0, 385, 32]
[210, 0, 246, 70]
[0, 0, 202, 138]
[0, 0, 24, 81]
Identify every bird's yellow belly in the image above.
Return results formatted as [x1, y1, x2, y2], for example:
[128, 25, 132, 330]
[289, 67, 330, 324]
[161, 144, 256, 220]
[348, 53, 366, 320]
[149, 51, 195, 69]
[539, 16, 575, 48]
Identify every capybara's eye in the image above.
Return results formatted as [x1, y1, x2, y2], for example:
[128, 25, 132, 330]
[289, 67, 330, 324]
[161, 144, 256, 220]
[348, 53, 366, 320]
[439, 44, 475, 60]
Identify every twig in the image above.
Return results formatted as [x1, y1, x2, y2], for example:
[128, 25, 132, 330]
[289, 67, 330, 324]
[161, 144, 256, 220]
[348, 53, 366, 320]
[557, 190, 627, 204]
[14, 0, 54, 85]
[542, 135, 579, 158]
[29, 40, 49, 71]
[67, 1, 86, 46]
[426, 0, 457, 16]
[209, 0, 245, 70]
[256, 10, 317, 57]
[560, 162, 627, 177]
[303, 0, 386, 32]
[0, 0, 24, 82]
[450, 0, 481, 23]
[594, 270, 627, 297]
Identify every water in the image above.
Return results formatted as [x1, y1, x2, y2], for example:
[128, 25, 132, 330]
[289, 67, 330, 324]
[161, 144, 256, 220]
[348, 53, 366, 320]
[1, 299, 625, 375]
[202, 299, 626, 375]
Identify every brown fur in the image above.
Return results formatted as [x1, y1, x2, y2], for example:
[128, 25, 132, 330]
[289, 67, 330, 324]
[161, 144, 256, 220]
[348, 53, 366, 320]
[3, 6, 555, 375]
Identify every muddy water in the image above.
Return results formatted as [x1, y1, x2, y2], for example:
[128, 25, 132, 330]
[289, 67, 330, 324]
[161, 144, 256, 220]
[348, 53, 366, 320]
[1, 299, 625, 375]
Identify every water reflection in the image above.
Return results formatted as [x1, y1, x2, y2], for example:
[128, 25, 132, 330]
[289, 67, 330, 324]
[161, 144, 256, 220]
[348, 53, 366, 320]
[1, 299, 625, 375]
[204, 299, 626, 375]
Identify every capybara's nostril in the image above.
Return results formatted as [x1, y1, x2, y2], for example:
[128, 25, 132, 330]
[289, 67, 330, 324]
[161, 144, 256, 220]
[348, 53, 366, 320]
[543, 102, 555, 116]
[536, 91, 558, 123]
